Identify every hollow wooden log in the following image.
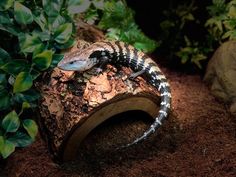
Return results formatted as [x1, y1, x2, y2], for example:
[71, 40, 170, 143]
[36, 41, 164, 162]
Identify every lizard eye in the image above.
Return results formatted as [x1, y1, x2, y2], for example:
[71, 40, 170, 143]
[69, 61, 75, 64]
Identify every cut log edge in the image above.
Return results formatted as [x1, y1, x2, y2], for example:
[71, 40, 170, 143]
[61, 94, 160, 161]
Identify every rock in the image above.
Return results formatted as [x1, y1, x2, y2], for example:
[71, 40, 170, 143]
[204, 40, 236, 115]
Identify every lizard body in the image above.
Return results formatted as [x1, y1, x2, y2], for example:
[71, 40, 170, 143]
[57, 40, 171, 147]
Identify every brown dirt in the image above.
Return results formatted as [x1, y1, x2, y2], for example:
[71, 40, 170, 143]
[2, 68, 236, 177]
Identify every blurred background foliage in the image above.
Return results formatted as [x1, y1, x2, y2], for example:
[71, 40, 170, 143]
[126, 0, 236, 71]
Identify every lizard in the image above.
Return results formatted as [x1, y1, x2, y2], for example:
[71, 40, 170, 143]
[57, 40, 171, 148]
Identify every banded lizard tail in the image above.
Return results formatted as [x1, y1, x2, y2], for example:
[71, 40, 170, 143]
[57, 40, 171, 148]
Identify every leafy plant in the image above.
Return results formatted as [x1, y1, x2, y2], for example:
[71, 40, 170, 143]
[206, 0, 236, 40]
[205, 0, 228, 41]
[0, 0, 93, 159]
[176, 36, 212, 69]
[175, 0, 236, 69]
[160, 1, 197, 38]
[157, 0, 236, 69]
[157, 0, 202, 65]
[84, 0, 158, 53]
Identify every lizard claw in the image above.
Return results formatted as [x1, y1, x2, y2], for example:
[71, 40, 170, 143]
[96, 67, 103, 74]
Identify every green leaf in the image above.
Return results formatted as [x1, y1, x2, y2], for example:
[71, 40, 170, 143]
[67, 0, 91, 14]
[224, 19, 236, 30]
[34, 13, 47, 31]
[228, 6, 236, 18]
[34, 31, 50, 41]
[182, 13, 194, 21]
[118, 23, 158, 53]
[84, 8, 99, 24]
[13, 89, 40, 103]
[0, 136, 4, 154]
[22, 101, 30, 110]
[0, 47, 10, 60]
[160, 20, 175, 30]
[228, 30, 236, 40]
[0, 12, 13, 25]
[0, 74, 7, 87]
[18, 33, 42, 54]
[0, 60, 30, 76]
[0, 24, 20, 36]
[33, 50, 53, 70]
[2, 110, 20, 133]
[48, 15, 66, 30]
[1, 139, 15, 159]
[8, 131, 34, 147]
[180, 54, 189, 64]
[30, 69, 41, 80]
[106, 28, 120, 40]
[53, 23, 73, 44]
[23, 119, 38, 139]
[13, 72, 33, 93]
[17, 0, 26, 3]
[192, 53, 206, 69]
[215, 20, 223, 32]
[32, 43, 47, 58]
[50, 53, 64, 68]
[14, 2, 33, 25]
[0, 90, 10, 111]
[134, 41, 158, 53]
[54, 38, 75, 50]
[42, 0, 63, 17]
[0, 0, 14, 11]
[98, 1, 133, 29]
[222, 30, 232, 39]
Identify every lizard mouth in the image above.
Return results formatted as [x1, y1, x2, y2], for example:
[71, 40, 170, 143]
[57, 59, 67, 69]
[57, 61, 63, 68]
[57, 59, 93, 72]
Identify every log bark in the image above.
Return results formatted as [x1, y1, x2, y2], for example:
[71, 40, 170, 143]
[36, 40, 165, 162]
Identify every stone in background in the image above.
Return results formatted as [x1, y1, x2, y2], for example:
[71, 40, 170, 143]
[204, 40, 236, 116]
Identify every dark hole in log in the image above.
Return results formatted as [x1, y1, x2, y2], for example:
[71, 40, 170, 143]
[76, 110, 153, 158]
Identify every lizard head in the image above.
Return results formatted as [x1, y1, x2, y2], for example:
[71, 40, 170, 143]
[57, 45, 104, 72]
